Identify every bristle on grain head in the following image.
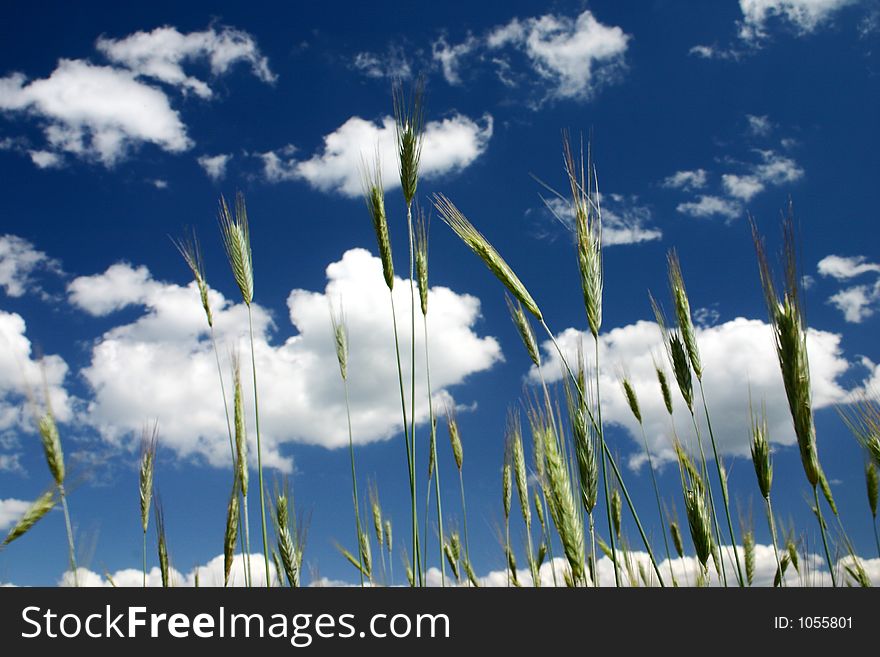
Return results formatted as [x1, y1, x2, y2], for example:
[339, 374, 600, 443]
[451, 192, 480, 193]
[684, 487, 713, 568]
[393, 77, 425, 206]
[139, 424, 158, 534]
[362, 155, 395, 291]
[434, 194, 543, 320]
[750, 406, 773, 499]
[38, 412, 64, 487]
[667, 251, 702, 379]
[232, 352, 248, 496]
[446, 403, 464, 471]
[329, 303, 349, 381]
[652, 294, 694, 412]
[655, 363, 674, 416]
[172, 229, 212, 327]
[218, 193, 254, 306]
[223, 479, 239, 587]
[507, 412, 531, 528]
[621, 377, 642, 425]
[502, 437, 512, 521]
[506, 294, 540, 367]
[415, 208, 429, 316]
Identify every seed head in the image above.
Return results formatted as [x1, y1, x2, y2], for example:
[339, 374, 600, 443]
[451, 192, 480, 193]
[218, 193, 254, 306]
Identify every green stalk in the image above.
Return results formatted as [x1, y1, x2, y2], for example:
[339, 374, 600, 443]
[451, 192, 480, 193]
[592, 337, 619, 587]
[343, 380, 365, 587]
[142, 530, 147, 588]
[458, 468, 471, 584]
[406, 203, 422, 586]
[59, 485, 77, 587]
[638, 422, 674, 584]
[247, 305, 270, 587]
[813, 485, 837, 586]
[873, 517, 880, 560]
[242, 490, 252, 587]
[698, 382, 745, 586]
[688, 411, 728, 586]
[541, 495, 558, 586]
[424, 317, 446, 587]
[588, 511, 597, 587]
[765, 497, 783, 587]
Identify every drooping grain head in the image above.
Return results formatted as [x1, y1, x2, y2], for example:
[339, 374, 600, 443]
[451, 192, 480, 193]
[38, 412, 64, 486]
[2, 488, 56, 547]
[507, 412, 531, 528]
[563, 135, 603, 339]
[446, 405, 464, 471]
[866, 461, 879, 518]
[393, 77, 425, 207]
[752, 216, 820, 488]
[652, 295, 694, 412]
[655, 365, 674, 416]
[786, 537, 800, 572]
[359, 530, 372, 579]
[667, 251, 702, 379]
[139, 425, 158, 534]
[750, 409, 773, 500]
[463, 559, 480, 587]
[362, 157, 395, 292]
[506, 295, 540, 367]
[218, 193, 254, 306]
[818, 468, 838, 516]
[329, 303, 349, 381]
[434, 194, 543, 320]
[565, 383, 597, 514]
[415, 209, 429, 316]
[369, 484, 384, 548]
[154, 497, 170, 588]
[223, 480, 239, 587]
[172, 230, 213, 328]
[621, 377, 642, 425]
[684, 487, 713, 568]
[232, 353, 248, 496]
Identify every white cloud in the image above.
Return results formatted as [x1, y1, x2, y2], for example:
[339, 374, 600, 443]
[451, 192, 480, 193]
[0, 234, 61, 298]
[817, 254, 880, 279]
[197, 153, 232, 181]
[0, 60, 191, 166]
[746, 114, 773, 136]
[0, 310, 73, 433]
[432, 36, 479, 86]
[60, 553, 278, 587]
[352, 48, 412, 80]
[676, 195, 742, 219]
[818, 255, 880, 323]
[70, 250, 501, 469]
[722, 150, 803, 201]
[0, 498, 31, 531]
[149, 178, 168, 189]
[738, 0, 858, 42]
[487, 10, 629, 101]
[28, 150, 63, 169]
[261, 113, 493, 197]
[542, 195, 662, 247]
[530, 317, 853, 468]
[661, 169, 708, 191]
[95, 26, 276, 99]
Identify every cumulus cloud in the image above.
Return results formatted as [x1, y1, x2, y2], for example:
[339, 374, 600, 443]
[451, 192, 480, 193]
[818, 255, 880, 323]
[0, 310, 73, 435]
[431, 10, 628, 102]
[96, 26, 275, 99]
[661, 169, 708, 191]
[260, 112, 493, 197]
[0, 60, 191, 166]
[69, 249, 501, 470]
[738, 0, 858, 42]
[0, 234, 61, 298]
[676, 195, 742, 220]
[530, 317, 853, 468]
[0, 25, 272, 167]
[0, 498, 31, 531]
[197, 153, 232, 181]
[721, 149, 803, 202]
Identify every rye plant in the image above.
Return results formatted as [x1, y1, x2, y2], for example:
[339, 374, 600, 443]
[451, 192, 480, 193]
[219, 193, 271, 586]
[139, 426, 157, 587]
[749, 403, 784, 586]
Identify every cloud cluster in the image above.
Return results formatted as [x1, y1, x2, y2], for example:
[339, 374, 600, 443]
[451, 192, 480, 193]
[259, 113, 493, 197]
[69, 249, 501, 470]
[0, 26, 273, 167]
[817, 254, 880, 323]
[429, 10, 628, 103]
[539, 195, 662, 247]
[530, 317, 854, 468]
[0, 498, 31, 531]
[197, 153, 232, 181]
[738, 0, 858, 42]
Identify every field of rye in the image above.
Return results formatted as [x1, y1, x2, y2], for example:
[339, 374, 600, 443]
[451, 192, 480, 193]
[3, 82, 879, 588]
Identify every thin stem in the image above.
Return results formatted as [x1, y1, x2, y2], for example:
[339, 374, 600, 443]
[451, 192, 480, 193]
[505, 516, 511, 587]
[343, 379, 365, 587]
[541, 494, 558, 586]
[406, 203, 422, 586]
[458, 468, 470, 584]
[142, 530, 147, 588]
[247, 306, 271, 587]
[639, 422, 674, 585]
[588, 512, 597, 587]
[688, 410, 728, 586]
[814, 485, 837, 587]
[593, 337, 619, 587]
[242, 490, 252, 587]
[424, 317, 446, 587]
[873, 516, 880, 560]
[698, 381, 745, 587]
[765, 496, 783, 588]
[59, 485, 77, 587]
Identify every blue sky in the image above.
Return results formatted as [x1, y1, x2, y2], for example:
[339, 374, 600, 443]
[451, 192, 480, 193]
[1, 0, 879, 586]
